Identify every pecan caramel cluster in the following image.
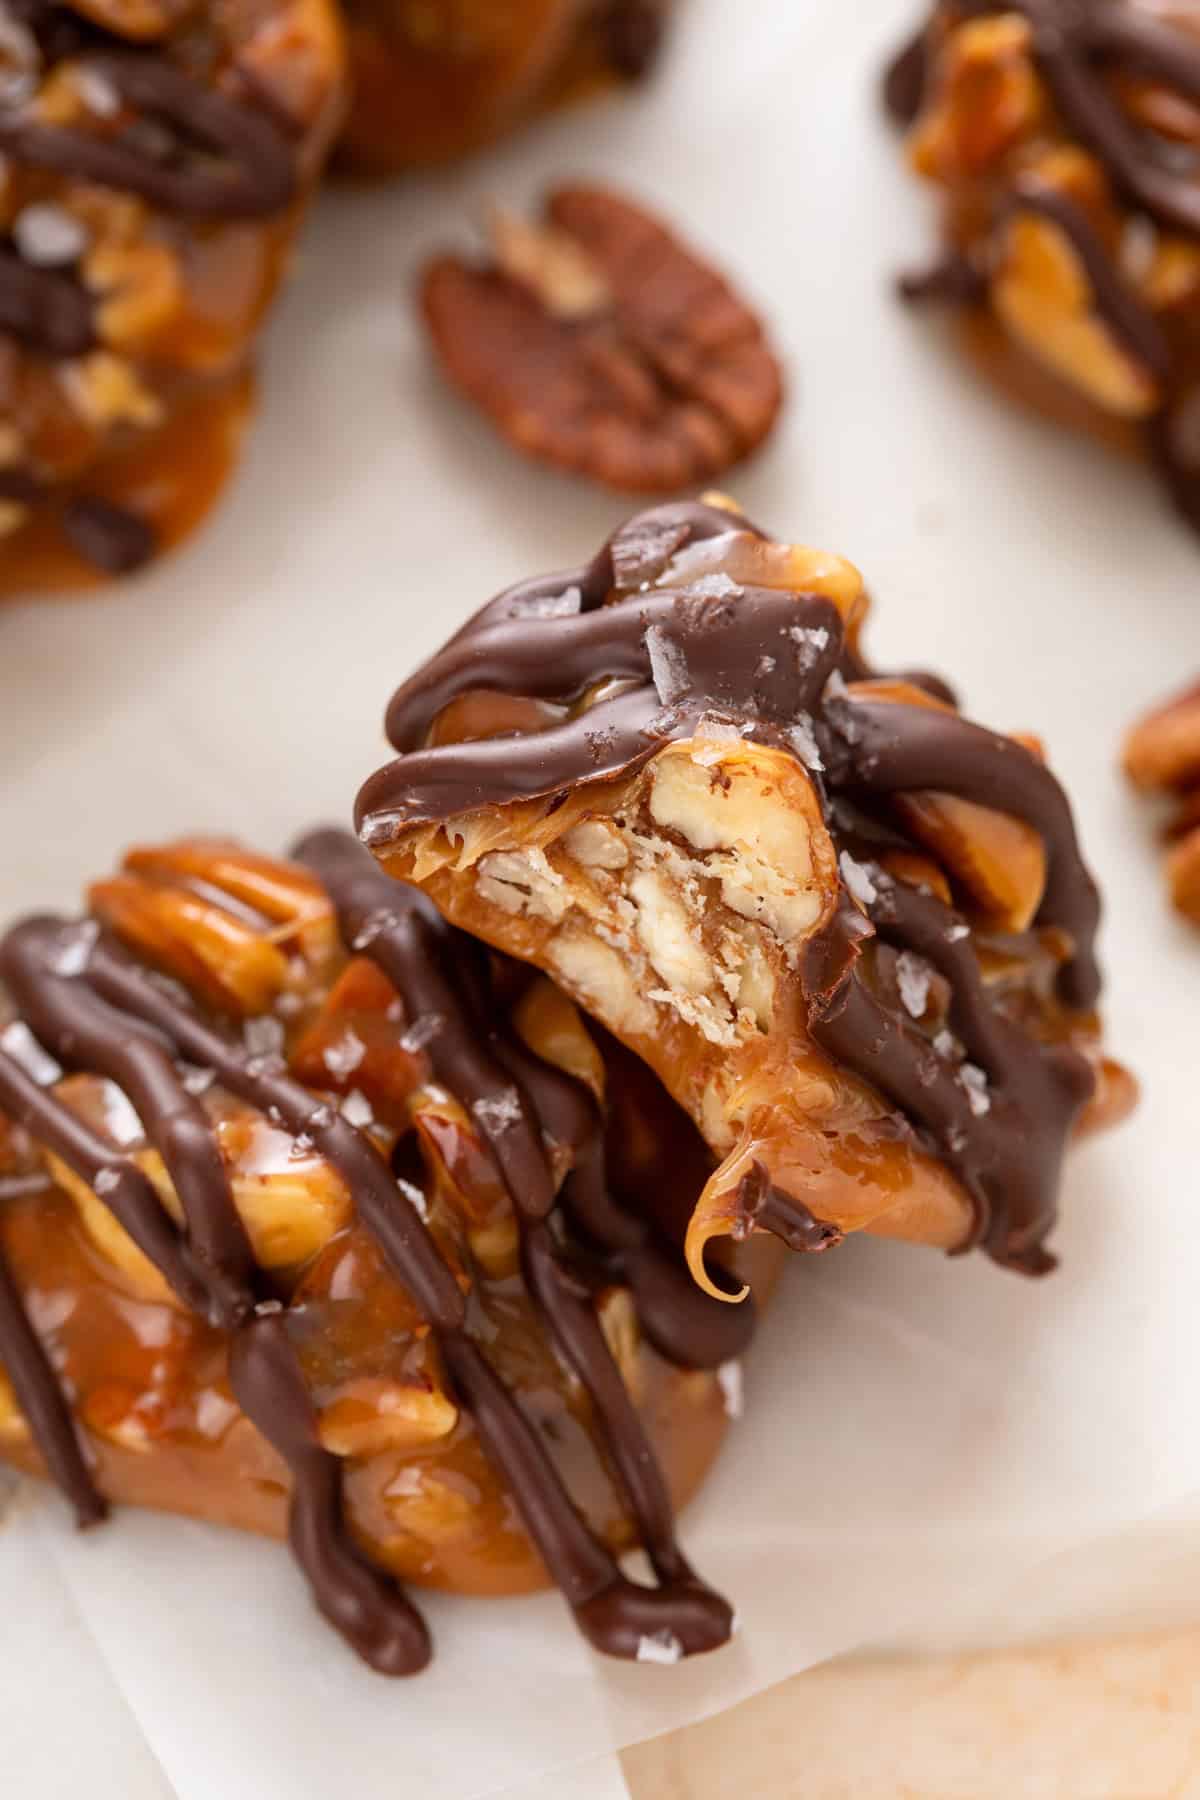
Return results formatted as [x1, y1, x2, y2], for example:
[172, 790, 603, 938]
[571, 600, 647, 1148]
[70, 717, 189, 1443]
[0, 831, 761, 1670]
[358, 499, 1135, 1293]
[886, 0, 1200, 532]
[0, 0, 345, 590]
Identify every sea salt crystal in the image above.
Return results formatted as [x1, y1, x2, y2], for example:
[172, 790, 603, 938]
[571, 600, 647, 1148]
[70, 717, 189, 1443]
[645, 624, 690, 705]
[0, 1021, 61, 1085]
[13, 203, 88, 267]
[839, 852, 878, 909]
[244, 1015, 284, 1058]
[180, 1064, 216, 1096]
[49, 919, 98, 977]
[786, 713, 823, 772]
[717, 1360, 743, 1420]
[946, 922, 970, 942]
[687, 573, 741, 599]
[636, 1631, 684, 1666]
[322, 1029, 365, 1078]
[308, 1103, 334, 1131]
[788, 624, 829, 652]
[755, 655, 777, 677]
[352, 909, 396, 951]
[824, 668, 848, 701]
[509, 584, 581, 619]
[959, 1063, 991, 1117]
[255, 1298, 284, 1317]
[289, 1133, 314, 1158]
[396, 1175, 429, 1221]
[73, 65, 121, 116]
[400, 1013, 443, 1054]
[93, 1166, 121, 1197]
[895, 951, 932, 1020]
[933, 1029, 958, 1060]
[473, 1089, 523, 1134]
[340, 1089, 374, 1129]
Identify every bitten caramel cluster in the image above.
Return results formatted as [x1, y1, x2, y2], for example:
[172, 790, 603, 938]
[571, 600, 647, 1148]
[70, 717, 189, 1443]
[358, 499, 1134, 1290]
[0, 831, 761, 1671]
[885, 0, 1200, 533]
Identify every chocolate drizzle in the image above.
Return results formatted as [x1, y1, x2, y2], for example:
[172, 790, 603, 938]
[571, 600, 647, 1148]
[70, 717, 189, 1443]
[0, 50, 296, 218]
[885, 1, 1200, 532]
[0, 246, 95, 355]
[0, 827, 745, 1671]
[358, 501, 1105, 1272]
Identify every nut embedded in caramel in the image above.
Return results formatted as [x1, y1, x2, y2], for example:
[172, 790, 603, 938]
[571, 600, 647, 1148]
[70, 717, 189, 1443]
[421, 184, 784, 494]
[357, 498, 1135, 1292]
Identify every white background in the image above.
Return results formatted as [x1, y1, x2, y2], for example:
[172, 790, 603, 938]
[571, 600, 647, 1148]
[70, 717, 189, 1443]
[3, 0, 1200, 1794]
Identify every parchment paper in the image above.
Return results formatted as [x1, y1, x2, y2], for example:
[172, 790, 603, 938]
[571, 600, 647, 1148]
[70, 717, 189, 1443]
[3, 0, 1200, 1793]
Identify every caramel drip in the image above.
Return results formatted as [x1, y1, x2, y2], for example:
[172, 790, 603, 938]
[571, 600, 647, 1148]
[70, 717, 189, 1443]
[0, 827, 744, 1670]
[358, 501, 1105, 1272]
[0, 50, 296, 219]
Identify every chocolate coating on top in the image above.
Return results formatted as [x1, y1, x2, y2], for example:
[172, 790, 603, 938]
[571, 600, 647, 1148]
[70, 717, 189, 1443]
[0, 830, 746, 1671]
[885, 1, 1200, 530]
[0, 43, 296, 219]
[359, 501, 1104, 1267]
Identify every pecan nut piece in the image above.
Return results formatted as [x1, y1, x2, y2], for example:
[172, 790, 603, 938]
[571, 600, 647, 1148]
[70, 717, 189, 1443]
[420, 184, 784, 493]
[1124, 678, 1200, 925]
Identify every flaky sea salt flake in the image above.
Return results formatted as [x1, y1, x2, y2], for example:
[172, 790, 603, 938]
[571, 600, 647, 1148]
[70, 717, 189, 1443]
[839, 852, 878, 909]
[895, 951, 932, 1020]
[636, 1631, 684, 1666]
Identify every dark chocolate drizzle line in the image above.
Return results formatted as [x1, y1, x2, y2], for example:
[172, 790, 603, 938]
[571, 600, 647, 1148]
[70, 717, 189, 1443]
[885, 2, 1200, 530]
[0, 1240, 104, 1526]
[890, 0, 1200, 236]
[0, 824, 742, 1669]
[823, 697, 1101, 1009]
[230, 1314, 433, 1676]
[358, 501, 1106, 1272]
[0, 918, 461, 1669]
[806, 887, 1093, 1269]
[0, 247, 95, 355]
[295, 827, 735, 1658]
[1003, 181, 1171, 381]
[0, 51, 295, 219]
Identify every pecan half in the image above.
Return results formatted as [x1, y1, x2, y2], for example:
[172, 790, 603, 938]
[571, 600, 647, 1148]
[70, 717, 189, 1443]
[1123, 679, 1200, 926]
[420, 183, 784, 493]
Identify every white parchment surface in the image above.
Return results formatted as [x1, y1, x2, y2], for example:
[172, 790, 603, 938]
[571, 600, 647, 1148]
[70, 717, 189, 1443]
[3, 0, 1200, 1794]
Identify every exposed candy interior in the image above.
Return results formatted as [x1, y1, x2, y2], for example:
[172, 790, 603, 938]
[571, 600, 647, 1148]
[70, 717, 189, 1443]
[885, 0, 1200, 531]
[358, 499, 1135, 1297]
[0, 0, 345, 590]
[0, 831, 769, 1672]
